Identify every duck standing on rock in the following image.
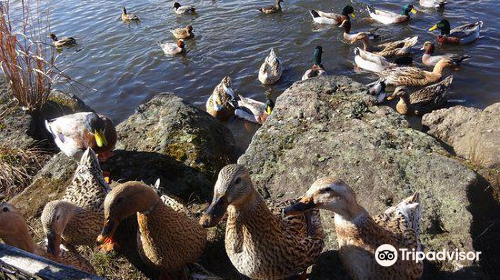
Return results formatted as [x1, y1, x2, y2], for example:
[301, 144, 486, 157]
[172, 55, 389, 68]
[258, 48, 283, 85]
[97, 181, 207, 280]
[206, 76, 237, 120]
[45, 112, 117, 162]
[302, 46, 326, 80]
[309, 5, 355, 25]
[421, 41, 471, 67]
[366, 4, 417, 25]
[258, 0, 283, 14]
[41, 148, 110, 257]
[387, 75, 453, 115]
[0, 203, 95, 274]
[50, 33, 76, 48]
[284, 178, 423, 280]
[200, 164, 324, 280]
[173, 2, 196, 15]
[171, 25, 194, 39]
[429, 19, 483, 45]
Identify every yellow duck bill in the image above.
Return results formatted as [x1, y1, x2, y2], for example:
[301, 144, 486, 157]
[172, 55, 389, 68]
[429, 24, 438, 31]
[94, 129, 108, 147]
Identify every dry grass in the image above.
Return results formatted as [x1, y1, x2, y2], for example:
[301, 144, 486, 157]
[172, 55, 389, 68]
[0, 0, 55, 113]
[0, 145, 50, 201]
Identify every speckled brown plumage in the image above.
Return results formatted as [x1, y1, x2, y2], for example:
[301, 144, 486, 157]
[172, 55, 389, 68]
[286, 178, 423, 280]
[200, 164, 324, 280]
[0, 203, 95, 274]
[354, 34, 418, 57]
[206, 76, 236, 120]
[379, 59, 454, 87]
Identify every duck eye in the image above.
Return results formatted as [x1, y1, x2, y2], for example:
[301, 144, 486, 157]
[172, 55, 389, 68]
[2, 207, 9, 212]
[234, 178, 241, 184]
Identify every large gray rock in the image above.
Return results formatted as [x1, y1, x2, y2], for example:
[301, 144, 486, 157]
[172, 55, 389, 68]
[238, 76, 483, 278]
[422, 103, 500, 170]
[102, 93, 236, 200]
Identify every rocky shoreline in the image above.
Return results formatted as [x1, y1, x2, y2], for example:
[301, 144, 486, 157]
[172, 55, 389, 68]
[1, 76, 498, 280]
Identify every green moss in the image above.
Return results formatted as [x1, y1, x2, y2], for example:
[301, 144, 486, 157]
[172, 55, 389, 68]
[47, 95, 77, 109]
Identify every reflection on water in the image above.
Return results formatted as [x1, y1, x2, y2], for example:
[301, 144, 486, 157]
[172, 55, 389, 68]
[30, 0, 500, 150]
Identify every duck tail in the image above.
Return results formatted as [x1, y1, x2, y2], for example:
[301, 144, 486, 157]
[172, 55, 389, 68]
[309, 10, 320, 18]
[44, 119, 54, 137]
[450, 54, 471, 65]
[403, 36, 419, 48]
[441, 75, 453, 87]
[396, 192, 422, 246]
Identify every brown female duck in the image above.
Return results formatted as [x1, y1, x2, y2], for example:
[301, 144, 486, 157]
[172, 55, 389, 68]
[206, 76, 237, 120]
[378, 58, 456, 87]
[199, 164, 324, 280]
[258, 0, 283, 14]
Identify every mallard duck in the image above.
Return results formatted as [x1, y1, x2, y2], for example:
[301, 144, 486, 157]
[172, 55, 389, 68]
[339, 20, 379, 44]
[309, 5, 355, 25]
[41, 148, 109, 257]
[258, 0, 283, 14]
[121, 7, 139, 21]
[366, 79, 388, 104]
[284, 178, 423, 280]
[171, 25, 194, 39]
[96, 181, 207, 280]
[378, 58, 456, 86]
[0, 203, 95, 273]
[419, 0, 447, 8]
[173, 2, 196, 14]
[45, 112, 117, 162]
[387, 75, 453, 115]
[161, 39, 186, 55]
[234, 95, 274, 125]
[367, 4, 416, 25]
[206, 76, 236, 120]
[429, 20, 483, 45]
[302, 46, 326, 80]
[199, 164, 324, 280]
[421, 41, 471, 66]
[352, 31, 418, 57]
[50, 33, 76, 48]
[354, 47, 397, 73]
[258, 48, 283, 85]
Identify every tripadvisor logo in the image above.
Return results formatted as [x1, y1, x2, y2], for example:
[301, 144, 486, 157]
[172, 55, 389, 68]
[375, 244, 481, 266]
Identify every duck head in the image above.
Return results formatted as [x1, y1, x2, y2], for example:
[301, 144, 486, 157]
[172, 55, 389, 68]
[49, 33, 58, 41]
[122, 7, 127, 14]
[0, 203, 34, 252]
[186, 25, 194, 32]
[177, 39, 185, 49]
[429, 19, 450, 35]
[40, 200, 77, 256]
[265, 97, 275, 115]
[84, 113, 108, 148]
[97, 181, 160, 251]
[387, 86, 410, 101]
[173, 2, 181, 9]
[200, 164, 255, 228]
[284, 178, 364, 220]
[420, 41, 435, 54]
[401, 4, 417, 16]
[341, 5, 355, 19]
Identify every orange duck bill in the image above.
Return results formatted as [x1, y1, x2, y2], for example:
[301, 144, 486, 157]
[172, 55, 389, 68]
[96, 219, 119, 252]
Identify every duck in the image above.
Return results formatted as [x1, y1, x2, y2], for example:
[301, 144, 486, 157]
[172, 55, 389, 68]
[49, 33, 76, 48]
[173, 2, 196, 14]
[387, 75, 453, 115]
[45, 112, 117, 162]
[199, 164, 324, 280]
[366, 79, 388, 104]
[0, 203, 95, 274]
[421, 41, 471, 66]
[206, 76, 237, 120]
[378, 58, 456, 86]
[284, 178, 423, 280]
[258, 48, 283, 85]
[40, 148, 110, 257]
[309, 5, 355, 25]
[160, 39, 186, 55]
[302, 46, 326, 80]
[96, 181, 207, 280]
[171, 25, 194, 39]
[419, 0, 447, 8]
[354, 47, 397, 73]
[367, 4, 417, 25]
[258, 0, 283, 14]
[121, 7, 139, 21]
[429, 19, 483, 45]
[351, 31, 418, 57]
[339, 19, 380, 44]
[234, 95, 275, 125]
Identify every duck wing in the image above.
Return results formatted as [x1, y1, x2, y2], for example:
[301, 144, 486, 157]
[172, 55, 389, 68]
[409, 76, 453, 113]
[449, 21, 483, 37]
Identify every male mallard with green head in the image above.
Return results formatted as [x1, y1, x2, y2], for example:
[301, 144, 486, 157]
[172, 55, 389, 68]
[367, 4, 417, 25]
[429, 19, 483, 45]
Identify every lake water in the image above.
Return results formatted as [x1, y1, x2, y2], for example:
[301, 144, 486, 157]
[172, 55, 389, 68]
[45, 0, 500, 150]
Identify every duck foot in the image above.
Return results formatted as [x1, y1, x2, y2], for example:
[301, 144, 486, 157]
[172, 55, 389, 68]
[98, 151, 114, 162]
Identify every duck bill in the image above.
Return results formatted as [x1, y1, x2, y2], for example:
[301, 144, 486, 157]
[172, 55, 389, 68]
[46, 232, 62, 257]
[94, 129, 108, 147]
[386, 93, 396, 101]
[96, 219, 118, 251]
[411, 8, 417, 14]
[408, 192, 420, 204]
[199, 197, 228, 228]
[283, 197, 316, 216]
[350, 13, 356, 18]
[429, 24, 438, 31]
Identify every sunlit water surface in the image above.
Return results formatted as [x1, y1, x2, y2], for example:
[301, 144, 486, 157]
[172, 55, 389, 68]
[22, 0, 500, 149]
